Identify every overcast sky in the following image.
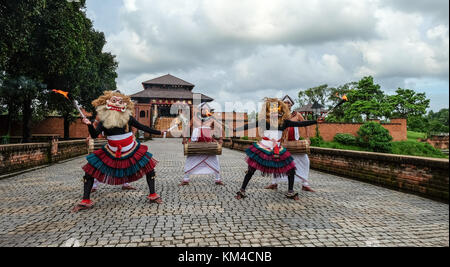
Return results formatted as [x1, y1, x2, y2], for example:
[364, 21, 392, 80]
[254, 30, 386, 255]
[85, 0, 449, 112]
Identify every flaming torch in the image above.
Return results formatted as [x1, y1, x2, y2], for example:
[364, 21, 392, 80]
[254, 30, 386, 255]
[51, 89, 86, 119]
[320, 94, 348, 119]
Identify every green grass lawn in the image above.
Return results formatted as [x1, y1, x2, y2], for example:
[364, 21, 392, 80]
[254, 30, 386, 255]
[407, 131, 427, 142]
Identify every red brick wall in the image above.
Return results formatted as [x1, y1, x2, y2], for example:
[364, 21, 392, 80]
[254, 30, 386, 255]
[0, 140, 88, 175]
[0, 116, 90, 139]
[421, 136, 449, 150]
[134, 104, 152, 127]
[1, 115, 408, 142]
[0, 143, 50, 174]
[222, 138, 449, 202]
[299, 118, 407, 142]
[308, 147, 448, 202]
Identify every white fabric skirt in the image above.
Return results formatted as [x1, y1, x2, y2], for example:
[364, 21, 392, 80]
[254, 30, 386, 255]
[273, 154, 310, 183]
[184, 155, 220, 175]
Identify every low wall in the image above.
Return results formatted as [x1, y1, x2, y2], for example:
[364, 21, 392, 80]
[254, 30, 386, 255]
[0, 143, 51, 175]
[52, 140, 88, 162]
[421, 135, 449, 150]
[0, 139, 88, 176]
[222, 138, 449, 202]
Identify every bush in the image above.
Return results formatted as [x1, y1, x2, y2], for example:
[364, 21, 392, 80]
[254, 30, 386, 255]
[357, 122, 393, 153]
[391, 141, 447, 158]
[333, 133, 357, 145]
[310, 136, 323, 146]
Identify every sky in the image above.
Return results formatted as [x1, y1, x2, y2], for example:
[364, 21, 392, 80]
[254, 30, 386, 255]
[85, 0, 449, 112]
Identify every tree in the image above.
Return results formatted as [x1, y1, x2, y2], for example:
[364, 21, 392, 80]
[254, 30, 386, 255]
[297, 84, 330, 107]
[388, 88, 430, 118]
[427, 109, 449, 135]
[325, 82, 356, 122]
[0, 0, 118, 141]
[343, 76, 390, 122]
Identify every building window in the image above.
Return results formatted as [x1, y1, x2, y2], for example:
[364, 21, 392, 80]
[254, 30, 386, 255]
[140, 111, 146, 118]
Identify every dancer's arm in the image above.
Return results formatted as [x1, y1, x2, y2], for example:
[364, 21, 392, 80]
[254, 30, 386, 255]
[283, 120, 317, 129]
[83, 118, 104, 139]
[129, 116, 162, 135]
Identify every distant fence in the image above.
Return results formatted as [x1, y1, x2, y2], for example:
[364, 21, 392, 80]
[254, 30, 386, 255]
[222, 138, 449, 202]
[0, 139, 88, 176]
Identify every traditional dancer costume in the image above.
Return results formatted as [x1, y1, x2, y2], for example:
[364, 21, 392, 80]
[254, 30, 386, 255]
[268, 126, 313, 191]
[181, 103, 223, 186]
[266, 111, 315, 192]
[235, 98, 317, 200]
[73, 91, 162, 211]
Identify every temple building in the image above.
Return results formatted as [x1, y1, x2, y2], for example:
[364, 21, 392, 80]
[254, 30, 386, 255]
[130, 74, 214, 135]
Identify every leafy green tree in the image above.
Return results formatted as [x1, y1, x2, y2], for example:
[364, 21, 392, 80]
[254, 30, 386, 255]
[297, 84, 330, 107]
[427, 109, 449, 135]
[1, 0, 118, 141]
[407, 115, 428, 132]
[325, 82, 357, 122]
[343, 76, 391, 122]
[388, 88, 430, 118]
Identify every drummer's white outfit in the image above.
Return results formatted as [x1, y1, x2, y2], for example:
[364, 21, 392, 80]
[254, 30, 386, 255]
[183, 126, 221, 182]
[272, 127, 311, 186]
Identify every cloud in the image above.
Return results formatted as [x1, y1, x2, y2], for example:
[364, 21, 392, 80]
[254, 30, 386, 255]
[86, 0, 449, 111]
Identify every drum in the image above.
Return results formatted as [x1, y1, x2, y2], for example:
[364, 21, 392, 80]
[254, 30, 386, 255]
[283, 140, 310, 154]
[184, 142, 222, 156]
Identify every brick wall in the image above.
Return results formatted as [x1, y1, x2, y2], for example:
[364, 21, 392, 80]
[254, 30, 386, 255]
[303, 118, 407, 142]
[222, 138, 449, 202]
[0, 116, 90, 139]
[421, 135, 449, 150]
[0, 140, 88, 176]
[51, 140, 88, 162]
[0, 143, 50, 174]
[225, 118, 407, 141]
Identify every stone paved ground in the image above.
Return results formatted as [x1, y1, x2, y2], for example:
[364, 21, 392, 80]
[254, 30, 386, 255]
[0, 138, 448, 247]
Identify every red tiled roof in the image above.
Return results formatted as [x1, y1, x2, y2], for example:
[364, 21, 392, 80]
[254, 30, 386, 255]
[130, 88, 213, 102]
[142, 74, 194, 87]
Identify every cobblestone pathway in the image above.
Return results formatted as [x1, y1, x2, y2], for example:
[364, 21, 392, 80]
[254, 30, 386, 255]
[0, 139, 448, 247]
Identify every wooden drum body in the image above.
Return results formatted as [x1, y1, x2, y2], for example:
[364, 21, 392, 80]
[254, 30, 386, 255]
[283, 140, 310, 155]
[184, 142, 222, 156]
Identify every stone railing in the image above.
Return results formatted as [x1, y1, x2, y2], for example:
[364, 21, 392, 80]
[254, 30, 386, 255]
[222, 138, 449, 202]
[0, 139, 89, 176]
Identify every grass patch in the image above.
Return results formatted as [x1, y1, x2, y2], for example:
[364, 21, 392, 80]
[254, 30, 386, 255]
[314, 141, 371, 152]
[407, 131, 427, 142]
[313, 139, 448, 159]
[391, 141, 448, 159]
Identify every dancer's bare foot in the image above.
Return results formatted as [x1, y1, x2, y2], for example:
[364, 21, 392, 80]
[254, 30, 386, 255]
[264, 184, 278, 190]
[91, 188, 97, 193]
[215, 181, 225, 186]
[179, 181, 189, 186]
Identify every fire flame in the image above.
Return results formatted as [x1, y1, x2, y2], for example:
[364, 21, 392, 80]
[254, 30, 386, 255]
[335, 93, 348, 102]
[52, 89, 69, 99]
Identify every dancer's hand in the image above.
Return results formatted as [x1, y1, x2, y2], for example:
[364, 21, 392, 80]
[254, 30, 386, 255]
[82, 118, 92, 125]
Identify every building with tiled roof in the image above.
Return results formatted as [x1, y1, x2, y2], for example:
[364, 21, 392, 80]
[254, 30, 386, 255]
[130, 74, 214, 136]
